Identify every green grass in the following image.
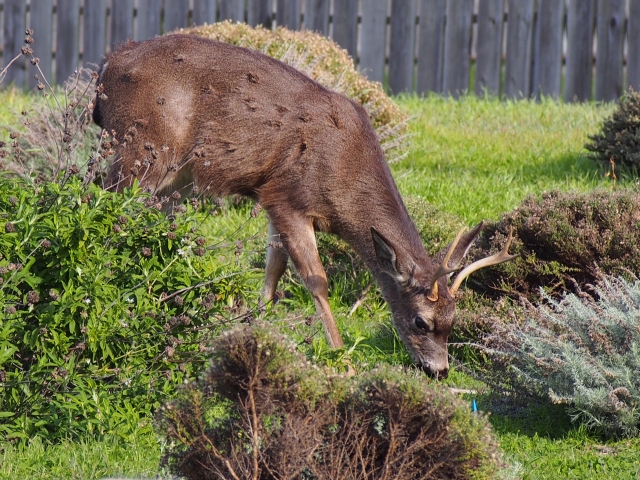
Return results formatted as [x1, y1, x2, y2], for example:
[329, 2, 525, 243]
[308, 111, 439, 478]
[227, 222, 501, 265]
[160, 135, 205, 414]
[3, 90, 640, 479]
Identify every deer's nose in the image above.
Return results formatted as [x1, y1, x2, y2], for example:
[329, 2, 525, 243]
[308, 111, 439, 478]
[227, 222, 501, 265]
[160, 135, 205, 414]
[423, 364, 449, 380]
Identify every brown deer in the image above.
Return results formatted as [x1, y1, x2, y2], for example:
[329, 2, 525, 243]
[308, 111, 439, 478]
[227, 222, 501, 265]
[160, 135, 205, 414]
[92, 34, 516, 379]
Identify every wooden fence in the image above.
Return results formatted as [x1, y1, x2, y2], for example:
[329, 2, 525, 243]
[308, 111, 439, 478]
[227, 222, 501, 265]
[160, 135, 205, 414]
[1, 0, 639, 101]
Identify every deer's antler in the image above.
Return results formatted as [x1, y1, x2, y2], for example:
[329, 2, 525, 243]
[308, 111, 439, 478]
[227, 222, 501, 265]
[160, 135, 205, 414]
[427, 228, 466, 301]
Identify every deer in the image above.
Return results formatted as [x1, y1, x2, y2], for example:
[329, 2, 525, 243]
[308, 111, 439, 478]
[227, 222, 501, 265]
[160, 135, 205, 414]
[92, 34, 516, 379]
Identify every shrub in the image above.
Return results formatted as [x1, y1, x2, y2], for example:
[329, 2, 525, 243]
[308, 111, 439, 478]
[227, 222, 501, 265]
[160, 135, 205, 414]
[466, 189, 640, 301]
[585, 89, 640, 171]
[177, 21, 409, 162]
[0, 175, 255, 441]
[480, 276, 640, 439]
[157, 325, 502, 480]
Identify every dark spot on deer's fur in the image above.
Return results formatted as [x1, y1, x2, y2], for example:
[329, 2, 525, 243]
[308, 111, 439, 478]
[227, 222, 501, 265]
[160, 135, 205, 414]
[247, 72, 259, 84]
[275, 104, 289, 114]
[244, 97, 258, 111]
[265, 119, 282, 129]
[174, 54, 185, 62]
[300, 142, 307, 154]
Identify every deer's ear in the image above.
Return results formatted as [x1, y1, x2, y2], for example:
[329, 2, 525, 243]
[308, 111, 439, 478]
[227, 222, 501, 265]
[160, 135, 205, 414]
[371, 227, 409, 283]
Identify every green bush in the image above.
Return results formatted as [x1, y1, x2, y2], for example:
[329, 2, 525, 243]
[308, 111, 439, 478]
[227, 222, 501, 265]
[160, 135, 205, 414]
[466, 189, 640, 301]
[480, 276, 640, 439]
[157, 325, 502, 480]
[0, 175, 254, 441]
[586, 89, 640, 171]
[178, 21, 409, 162]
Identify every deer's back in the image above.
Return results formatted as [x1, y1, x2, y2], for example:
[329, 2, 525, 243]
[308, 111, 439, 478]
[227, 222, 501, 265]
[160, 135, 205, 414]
[94, 34, 394, 235]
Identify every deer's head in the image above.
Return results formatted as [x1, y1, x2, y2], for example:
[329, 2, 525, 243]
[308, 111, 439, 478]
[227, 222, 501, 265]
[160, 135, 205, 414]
[371, 222, 516, 379]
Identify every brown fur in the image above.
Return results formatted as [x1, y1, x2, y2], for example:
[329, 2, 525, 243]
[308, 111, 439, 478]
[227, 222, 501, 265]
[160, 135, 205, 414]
[93, 34, 485, 379]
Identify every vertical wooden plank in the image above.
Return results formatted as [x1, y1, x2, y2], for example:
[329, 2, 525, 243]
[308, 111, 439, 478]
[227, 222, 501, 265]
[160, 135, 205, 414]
[628, 0, 640, 92]
[83, 0, 107, 69]
[474, 0, 504, 96]
[531, 0, 564, 99]
[56, 0, 80, 83]
[28, 0, 54, 88]
[504, 0, 534, 98]
[164, 0, 190, 33]
[218, 0, 245, 22]
[110, 0, 134, 49]
[564, 0, 595, 102]
[247, 0, 273, 27]
[359, 0, 387, 83]
[595, 0, 625, 102]
[276, 0, 300, 30]
[417, 0, 446, 94]
[442, 0, 473, 97]
[193, 0, 217, 26]
[2, 0, 26, 86]
[332, 0, 358, 58]
[135, 0, 161, 40]
[303, 0, 329, 35]
[388, 0, 417, 93]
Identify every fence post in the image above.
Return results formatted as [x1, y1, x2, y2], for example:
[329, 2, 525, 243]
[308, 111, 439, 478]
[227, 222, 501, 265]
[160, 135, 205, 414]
[595, 0, 625, 102]
[389, 0, 417, 94]
[56, 0, 80, 84]
[628, 0, 640, 93]
[564, 0, 595, 102]
[219, 0, 245, 22]
[164, 0, 190, 33]
[135, 0, 161, 41]
[332, 0, 358, 58]
[28, 0, 54, 89]
[475, 0, 504, 96]
[443, 0, 473, 97]
[276, 0, 301, 30]
[531, 0, 564, 99]
[247, 0, 273, 28]
[359, 0, 387, 84]
[2, 0, 27, 86]
[303, 0, 329, 35]
[110, 0, 134, 50]
[417, 0, 446, 95]
[504, 0, 534, 99]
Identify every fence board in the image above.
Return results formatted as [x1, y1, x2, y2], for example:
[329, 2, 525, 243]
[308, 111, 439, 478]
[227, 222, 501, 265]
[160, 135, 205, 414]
[218, 0, 245, 22]
[83, 0, 107, 69]
[135, 0, 161, 41]
[417, 0, 445, 94]
[442, 0, 473, 97]
[303, 0, 328, 35]
[2, 0, 26, 85]
[388, 0, 417, 93]
[474, 0, 504, 96]
[332, 0, 357, 58]
[28, 0, 54, 88]
[531, 0, 564, 98]
[247, 0, 273, 28]
[359, 0, 387, 83]
[110, 0, 134, 50]
[564, 0, 595, 102]
[56, 0, 80, 83]
[595, 0, 625, 102]
[504, 0, 534, 99]
[628, 0, 640, 92]
[192, 0, 216, 26]
[276, 0, 300, 30]
[164, 0, 190, 33]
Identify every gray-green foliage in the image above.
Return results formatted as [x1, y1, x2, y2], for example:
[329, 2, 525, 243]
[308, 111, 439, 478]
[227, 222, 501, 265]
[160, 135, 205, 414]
[483, 276, 640, 438]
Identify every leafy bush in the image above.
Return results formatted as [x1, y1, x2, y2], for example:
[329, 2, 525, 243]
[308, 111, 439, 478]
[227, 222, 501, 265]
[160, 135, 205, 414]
[178, 21, 409, 162]
[0, 175, 255, 441]
[480, 276, 640, 439]
[157, 325, 502, 480]
[586, 89, 640, 171]
[466, 189, 640, 300]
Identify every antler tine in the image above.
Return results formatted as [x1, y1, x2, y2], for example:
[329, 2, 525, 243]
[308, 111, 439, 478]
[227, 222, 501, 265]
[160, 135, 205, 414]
[449, 226, 518, 296]
[427, 228, 466, 301]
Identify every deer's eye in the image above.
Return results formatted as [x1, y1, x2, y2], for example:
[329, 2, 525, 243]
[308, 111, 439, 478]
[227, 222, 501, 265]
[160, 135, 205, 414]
[414, 316, 432, 332]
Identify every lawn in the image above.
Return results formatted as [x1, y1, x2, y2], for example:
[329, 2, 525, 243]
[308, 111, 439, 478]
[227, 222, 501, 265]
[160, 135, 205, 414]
[1, 90, 639, 479]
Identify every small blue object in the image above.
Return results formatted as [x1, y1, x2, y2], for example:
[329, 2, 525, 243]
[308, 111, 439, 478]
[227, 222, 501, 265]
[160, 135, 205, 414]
[471, 399, 478, 413]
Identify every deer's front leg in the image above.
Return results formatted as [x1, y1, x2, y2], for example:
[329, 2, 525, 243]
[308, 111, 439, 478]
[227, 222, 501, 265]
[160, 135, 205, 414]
[262, 221, 289, 305]
[269, 215, 344, 349]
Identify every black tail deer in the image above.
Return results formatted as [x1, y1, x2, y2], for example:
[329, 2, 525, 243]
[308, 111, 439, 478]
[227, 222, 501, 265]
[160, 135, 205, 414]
[92, 34, 516, 379]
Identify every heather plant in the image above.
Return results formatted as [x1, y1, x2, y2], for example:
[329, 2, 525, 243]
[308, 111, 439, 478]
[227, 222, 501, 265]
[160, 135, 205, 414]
[157, 325, 502, 480]
[178, 21, 409, 162]
[0, 175, 258, 441]
[481, 276, 640, 438]
[466, 189, 640, 301]
[585, 89, 640, 171]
